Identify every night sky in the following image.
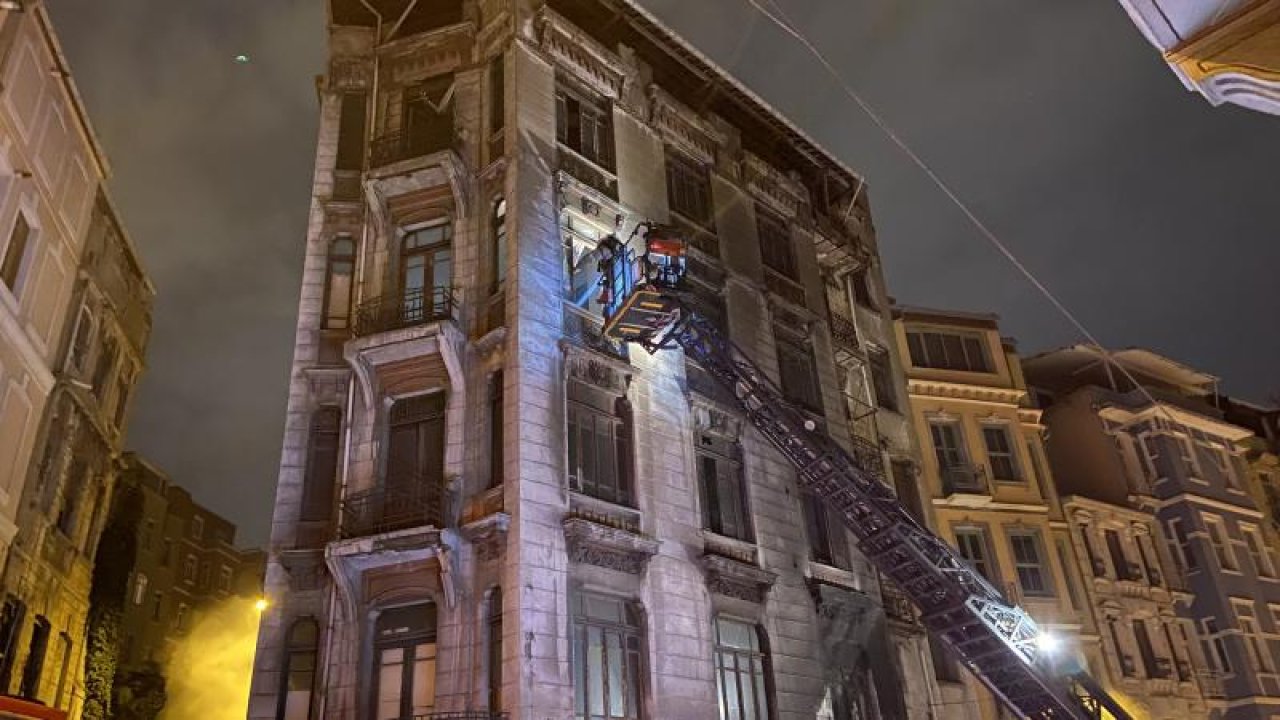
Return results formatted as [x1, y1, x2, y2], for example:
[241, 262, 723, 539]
[48, 0, 1280, 547]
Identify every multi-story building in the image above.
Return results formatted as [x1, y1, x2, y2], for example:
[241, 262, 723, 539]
[892, 307, 1091, 719]
[1026, 345, 1280, 720]
[1114, 0, 1280, 115]
[86, 453, 263, 713]
[0, 2, 108, 574]
[249, 1, 937, 718]
[0, 190, 151, 719]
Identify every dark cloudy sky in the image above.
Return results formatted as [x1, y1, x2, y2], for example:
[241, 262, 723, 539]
[49, 0, 1279, 546]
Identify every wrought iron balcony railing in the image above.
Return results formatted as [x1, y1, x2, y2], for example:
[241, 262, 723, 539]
[371, 127, 455, 168]
[340, 477, 446, 539]
[353, 286, 456, 337]
[941, 464, 988, 496]
[563, 302, 628, 360]
[829, 312, 858, 354]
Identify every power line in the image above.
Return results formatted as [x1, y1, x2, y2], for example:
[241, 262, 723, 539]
[736, 0, 1170, 413]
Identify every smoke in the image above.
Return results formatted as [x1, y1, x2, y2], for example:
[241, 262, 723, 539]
[160, 597, 262, 720]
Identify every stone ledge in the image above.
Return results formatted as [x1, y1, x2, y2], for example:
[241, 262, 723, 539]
[563, 516, 658, 575]
[701, 553, 776, 604]
[460, 510, 509, 562]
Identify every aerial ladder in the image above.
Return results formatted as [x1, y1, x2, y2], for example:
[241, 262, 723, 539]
[596, 224, 1134, 720]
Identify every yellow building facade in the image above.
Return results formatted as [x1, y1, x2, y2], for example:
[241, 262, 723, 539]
[893, 307, 1092, 720]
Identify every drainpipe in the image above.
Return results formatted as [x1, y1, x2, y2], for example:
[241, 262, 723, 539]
[353, 0, 383, 311]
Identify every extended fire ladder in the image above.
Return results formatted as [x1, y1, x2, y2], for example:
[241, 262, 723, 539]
[598, 226, 1132, 720]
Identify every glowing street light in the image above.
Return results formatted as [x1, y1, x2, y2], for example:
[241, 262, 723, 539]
[1036, 631, 1061, 655]
[254, 598, 269, 612]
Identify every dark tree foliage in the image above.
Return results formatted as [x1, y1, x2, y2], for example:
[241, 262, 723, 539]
[82, 482, 143, 720]
[113, 663, 166, 720]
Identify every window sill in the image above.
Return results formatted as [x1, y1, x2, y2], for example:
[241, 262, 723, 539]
[568, 491, 641, 533]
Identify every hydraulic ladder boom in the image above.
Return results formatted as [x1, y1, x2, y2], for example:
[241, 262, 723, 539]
[598, 226, 1132, 720]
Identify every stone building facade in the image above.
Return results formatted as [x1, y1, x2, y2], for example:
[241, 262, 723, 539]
[1027, 346, 1280, 720]
[0, 190, 151, 719]
[892, 307, 1092, 720]
[248, 1, 936, 718]
[0, 2, 108, 576]
[102, 454, 265, 676]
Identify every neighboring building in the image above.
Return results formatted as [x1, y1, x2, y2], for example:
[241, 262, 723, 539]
[1115, 0, 1280, 115]
[1026, 346, 1280, 720]
[0, 191, 151, 719]
[0, 6, 144, 720]
[0, 2, 108, 574]
[892, 307, 1091, 719]
[249, 1, 936, 719]
[1218, 397, 1280, 555]
[105, 453, 265, 675]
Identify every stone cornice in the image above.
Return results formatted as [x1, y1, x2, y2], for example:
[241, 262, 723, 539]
[907, 378, 1026, 406]
[563, 516, 659, 575]
[742, 151, 808, 219]
[701, 553, 777, 604]
[648, 85, 725, 165]
[536, 7, 628, 99]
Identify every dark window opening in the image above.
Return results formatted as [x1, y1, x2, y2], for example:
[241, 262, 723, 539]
[336, 92, 367, 171]
[490, 198, 508, 293]
[868, 348, 898, 412]
[277, 618, 318, 720]
[373, 604, 438, 720]
[301, 408, 342, 522]
[489, 372, 504, 489]
[18, 616, 50, 700]
[906, 330, 992, 373]
[488, 54, 505, 158]
[323, 237, 356, 330]
[666, 151, 713, 229]
[696, 433, 750, 541]
[775, 330, 823, 414]
[757, 207, 796, 279]
[804, 492, 850, 570]
[714, 617, 772, 720]
[850, 269, 874, 308]
[488, 588, 503, 712]
[567, 381, 633, 506]
[556, 82, 615, 171]
[1, 214, 30, 291]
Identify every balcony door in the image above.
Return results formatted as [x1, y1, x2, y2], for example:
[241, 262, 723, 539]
[385, 394, 446, 529]
[374, 603, 437, 720]
[400, 223, 452, 325]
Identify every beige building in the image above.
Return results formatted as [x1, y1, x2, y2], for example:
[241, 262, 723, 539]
[249, 1, 938, 718]
[892, 307, 1091, 719]
[0, 191, 151, 720]
[0, 2, 108, 574]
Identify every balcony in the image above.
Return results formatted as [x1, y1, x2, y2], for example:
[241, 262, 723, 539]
[848, 431, 885, 483]
[340, 478, 446, 539]
[558, 146, 617, 199]
[563, 302, 628, 361]
[829, 312, 859, 359]
[941, 464, 988, 496]
[371, 127, 455, 168]
[353, 287, 456, 338]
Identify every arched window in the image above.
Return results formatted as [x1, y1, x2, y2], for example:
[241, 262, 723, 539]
[323, 237, 355, 330]
[301, 408, 342, 522]
[487, 587, 503, 711]
[278, 618, 319, 720]
[491, 198, 507, 292]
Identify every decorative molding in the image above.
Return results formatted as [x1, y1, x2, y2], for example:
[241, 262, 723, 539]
[381, 22, 476, 86]
[563, 516, 658, 575]
[536, 8, 628, 99]
[279, 550, 326, 592]
[702, 553, 776, 604]
[907, 378, 1027, 406]
[329, 57, 372, 91]
[565, 350, 631, 394]
[690, 400, 744, 440]
[302, 366, 351, 406]
[461, 511, 510, 562]
[648, 85, 724, 165]
[743, 151, 808, 218]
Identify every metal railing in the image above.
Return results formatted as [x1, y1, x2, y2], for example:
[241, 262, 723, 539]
[1197, 670, 1226, 698]
[829, 312, 858, 353]
[353, 286, 455, 337]
[558, 145, 617, 199]
[371, 127, 455, 167]
[340, 477, 446, 539]
[763, 266, 806, 307]
[941, 463, 987, 496]
[563, 302, 628, 360]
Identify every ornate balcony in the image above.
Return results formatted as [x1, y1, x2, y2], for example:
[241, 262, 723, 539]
[941, 464, 988, 496]
[371, 127, 455, 168]
[340, 477, 446, 539]
[353, 286, 456, 338]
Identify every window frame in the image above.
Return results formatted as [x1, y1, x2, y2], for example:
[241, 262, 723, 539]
[982, 424, 1022, 482]
[490, 197, 508, 294]
[867, 346, 898, 412]
[774, 328, 823, 414]
[372, 603, 439, 720]
[665, 150, 714, 230]
[1241, 523, 1276, 579]
[905, 328, 993, 373]
[1203, 515, 1239, 572]
[695, 432, 752, 542]
[322, 236, 356, 330]
[555, 78, 615, 172]
[1200, 618, 1234, 676]
[277, 618, 319, 720]
[301, 407, 343, 523]
[570, 591, 644, 720]
[953, 525, 998, 583]
[0, 210, 33, 296]
[1007, 529, 1053, 598]
[713, 616, 773, 720]
[566, 381, 634, 507]
[756, 205, 796, 280]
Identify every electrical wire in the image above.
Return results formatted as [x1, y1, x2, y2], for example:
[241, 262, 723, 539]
[736, 0, 1172, 413]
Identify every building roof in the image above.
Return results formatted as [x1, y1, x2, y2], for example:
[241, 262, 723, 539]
[1023, 344, 1217, 395]
[892, 304, 1001, 329]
